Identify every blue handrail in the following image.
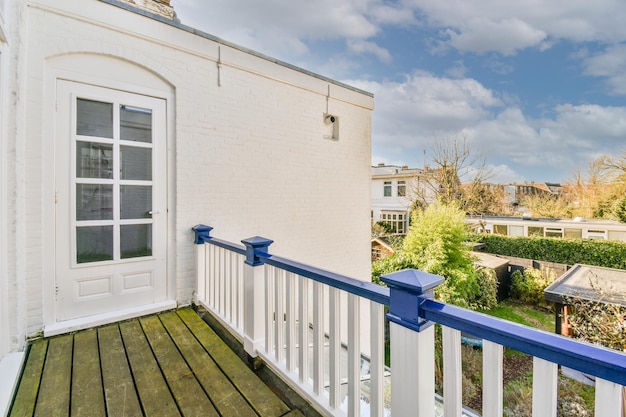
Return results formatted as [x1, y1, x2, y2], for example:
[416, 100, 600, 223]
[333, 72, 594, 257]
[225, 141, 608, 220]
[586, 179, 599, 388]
[258, 252, 391, 306]
[421, 299, 626, 386]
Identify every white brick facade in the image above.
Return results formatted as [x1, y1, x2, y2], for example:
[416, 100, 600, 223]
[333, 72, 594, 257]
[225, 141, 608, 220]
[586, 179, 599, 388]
[2, 0, 373, 349]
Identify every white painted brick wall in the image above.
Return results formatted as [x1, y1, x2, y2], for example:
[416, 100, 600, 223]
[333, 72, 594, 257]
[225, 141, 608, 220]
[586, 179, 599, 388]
[11, 0, 373, 335]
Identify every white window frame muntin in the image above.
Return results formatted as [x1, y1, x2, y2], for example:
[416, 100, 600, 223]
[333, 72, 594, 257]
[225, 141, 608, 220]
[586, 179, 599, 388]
[70, 91, 158, 268]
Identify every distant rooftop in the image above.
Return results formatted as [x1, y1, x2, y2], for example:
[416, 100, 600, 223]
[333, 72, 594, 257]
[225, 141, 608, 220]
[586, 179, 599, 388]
[545, 264, 626, 306]
[467, 215, 626, 227]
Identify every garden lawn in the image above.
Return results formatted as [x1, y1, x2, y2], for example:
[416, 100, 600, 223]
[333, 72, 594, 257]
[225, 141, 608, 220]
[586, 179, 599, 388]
[479, 299, 554, 332]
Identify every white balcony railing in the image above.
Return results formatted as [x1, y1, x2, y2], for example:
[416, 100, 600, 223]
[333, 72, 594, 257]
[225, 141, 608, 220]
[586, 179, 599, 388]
[193, 224, 626, 417]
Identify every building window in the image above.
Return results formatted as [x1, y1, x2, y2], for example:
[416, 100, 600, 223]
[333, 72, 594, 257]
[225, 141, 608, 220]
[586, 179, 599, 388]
[383, 181, 392, 197]
[564, 228, 582, 239]
[493, 224, 508, 235]
[397, 180, 406, 197]
[545, 228, 563, 238]
[528, 226, 544, 237]
[587, 230, 606, 240]
[608, 230, 626, 242]
[509, 225, 524, 237]
[380, 211, 407, 234]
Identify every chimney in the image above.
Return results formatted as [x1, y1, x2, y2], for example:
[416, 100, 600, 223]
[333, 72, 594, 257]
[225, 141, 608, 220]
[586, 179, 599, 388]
[121, 0, 176, 19]
[377, 163, 385, 167]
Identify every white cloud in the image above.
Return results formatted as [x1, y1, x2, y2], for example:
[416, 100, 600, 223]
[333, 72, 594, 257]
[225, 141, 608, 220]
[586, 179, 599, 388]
[347, 40, 392, 63]
[408, 0, 626, 54]
[175, 0, 391, 61]
[351, 73, 626, 182]
[582, 44, 626, 95]
[444, 18, 547, 56]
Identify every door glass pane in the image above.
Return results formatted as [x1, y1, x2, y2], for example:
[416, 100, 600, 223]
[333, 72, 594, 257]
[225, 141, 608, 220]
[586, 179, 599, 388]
[121, 185, 152, 219]
[76, 142, 113, 179]
[120, 105, 152, 143]
[121, 224, 152, 258]
[76, 184, 113, 220]
[77, 226, 113, 263]
[77, 99, 113, 138]
[120, 146, 152, 180]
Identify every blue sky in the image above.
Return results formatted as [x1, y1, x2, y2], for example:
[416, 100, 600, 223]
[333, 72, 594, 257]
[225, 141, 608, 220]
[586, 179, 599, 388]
[173, 0, 626, 183]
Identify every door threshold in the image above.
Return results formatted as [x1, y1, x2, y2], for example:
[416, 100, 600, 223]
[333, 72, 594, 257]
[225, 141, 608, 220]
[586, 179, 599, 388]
[44, 300, 177, 337]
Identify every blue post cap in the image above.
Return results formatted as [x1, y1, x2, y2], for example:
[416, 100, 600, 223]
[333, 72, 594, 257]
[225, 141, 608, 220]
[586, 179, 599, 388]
[192, 224, 213, 244]
[381, 269, 445, 332]
[380, 269, 444, 294]
[241, 236, 274, 266]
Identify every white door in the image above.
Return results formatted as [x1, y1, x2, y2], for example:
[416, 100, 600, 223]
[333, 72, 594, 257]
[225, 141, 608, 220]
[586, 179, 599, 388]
[55, 80, 167, 322]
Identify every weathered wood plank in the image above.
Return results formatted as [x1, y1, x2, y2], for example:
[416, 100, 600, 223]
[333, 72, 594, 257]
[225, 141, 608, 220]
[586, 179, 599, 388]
[139, 315, 219, 417]
[9, 339, 48, 417]
[98, 324, 143, 417]
[177, 308, 290, 417]
[159, 311, 257, 417]
[71, 328, 105, 417]
[34, 334, 73, 417]
[119, 320, 181, 417]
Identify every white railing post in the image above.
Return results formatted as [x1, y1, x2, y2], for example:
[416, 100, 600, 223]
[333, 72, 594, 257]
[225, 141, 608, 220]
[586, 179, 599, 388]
[192, 224, 213, 305]
[381, 269, 445, 417]
[241, 236, 273, 357]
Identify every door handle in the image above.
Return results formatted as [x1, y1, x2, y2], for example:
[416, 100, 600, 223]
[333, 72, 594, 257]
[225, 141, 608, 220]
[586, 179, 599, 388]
[148, 210, 160, 215]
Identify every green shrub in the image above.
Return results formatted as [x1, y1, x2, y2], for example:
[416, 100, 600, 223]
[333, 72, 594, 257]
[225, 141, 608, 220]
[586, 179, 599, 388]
[510, 268, 555, 306]
[470, 233, 626, 269]
[474, 266, 498, 310]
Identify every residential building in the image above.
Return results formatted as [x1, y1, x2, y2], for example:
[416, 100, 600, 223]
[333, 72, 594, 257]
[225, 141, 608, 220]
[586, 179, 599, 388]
[0, 0, 373, 409]
[467, 215, 626, 241]
[371, 163, 437, 234]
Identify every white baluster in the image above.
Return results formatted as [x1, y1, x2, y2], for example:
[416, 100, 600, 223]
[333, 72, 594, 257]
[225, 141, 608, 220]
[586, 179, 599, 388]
[483, 340, 503, 417]
[369, 301, 385, 417]
[275, 267, 285, 362]
[298, 276, 309, 384]
[329, 286, 341, 409]
[285, 272, 297, 372]
[532, 357, 557, 417]
[265, 265, 274, 355]
[347, 294, 361, 417]
[443, 327, 462, 417]
[595, 378, 623, 417]
[313, 281, 325, 395]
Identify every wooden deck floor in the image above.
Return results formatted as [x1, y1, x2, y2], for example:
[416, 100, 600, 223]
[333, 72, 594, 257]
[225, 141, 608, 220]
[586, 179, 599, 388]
[8, 308, 303, 417]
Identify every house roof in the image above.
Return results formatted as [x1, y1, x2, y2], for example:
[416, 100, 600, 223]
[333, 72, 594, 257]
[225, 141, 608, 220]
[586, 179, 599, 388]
[470, 251, 509, 269]
[371, 237, 395, 253]
[544, 264, 626, 306]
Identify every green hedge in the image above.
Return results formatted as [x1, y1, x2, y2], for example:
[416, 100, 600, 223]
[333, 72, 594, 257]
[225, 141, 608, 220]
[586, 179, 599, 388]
[469, 233, 626, 270]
